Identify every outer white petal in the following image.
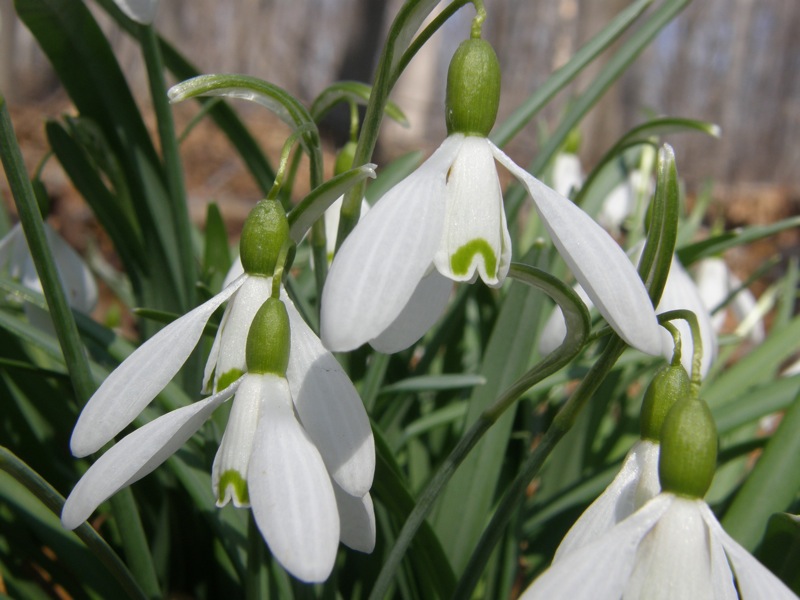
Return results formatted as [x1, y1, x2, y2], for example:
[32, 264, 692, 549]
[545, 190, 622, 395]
[555, 440, 659, 562]
[553, 153, 583, 198]
[538, 284, 592, 356]
[61, 379, 240, 529]
[321, 135, 464, 351]
[709, 530, 738, 600]
[212, 375, 265, 507]
[657, 256, 717, 378]
[701, 503, 798, 600]
[334, 484, 376, 553]
[207, 275, 273, 393]
[70, 276, 247, 457]
[520, 494, 674, 600]
[43, 225, 98, 313]
[369, 269, 452, 353]
[324, 196, 371, 263]
[223, 256, 245, 289]
[695, 258, 730, 332]
[248, 375, 339, 583]
[434, 137, 509, 287]
[624, 496, 713, 600]
[114, 0, 159, 24]
[284, 292, 374, 496]
[491, 142, 662, 357]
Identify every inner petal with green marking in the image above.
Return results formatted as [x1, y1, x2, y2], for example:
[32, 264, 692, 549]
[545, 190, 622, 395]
[218, 469, 249, 506]
[450, 238, 497, 278]
[217, 368, 244, 392]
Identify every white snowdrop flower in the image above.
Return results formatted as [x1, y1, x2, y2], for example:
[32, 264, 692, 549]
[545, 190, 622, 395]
[321, 38, 661, 357]
[552, 152, 583, 198]
[113, 0, 159, 24]
[598, 170, 654, 234]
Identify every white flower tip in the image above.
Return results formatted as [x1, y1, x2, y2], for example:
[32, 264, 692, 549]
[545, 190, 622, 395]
[69, 425, 101, 459]
[60, 498, 86, 531]
[363, 163, 378, 179]
[166, 84, 184, 104]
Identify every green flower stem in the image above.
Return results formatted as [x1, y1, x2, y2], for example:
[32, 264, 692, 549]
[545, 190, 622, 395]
[453, 337, 627, 599]
[107, 491, 161, 599]
[139, 23, 195, 310]
[0, 447, 147, 600]
[662, 321, 682, 367]
[658, 309, 703, 395]
[0, 97, 94, 403]
[366, 264, 589, 600]
[470, 0, 486, 38]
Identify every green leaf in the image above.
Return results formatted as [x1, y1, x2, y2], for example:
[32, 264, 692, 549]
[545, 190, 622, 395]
[203, 203, 232, 293]
[379, 374, 486, 395]
[754, 513, 800, 594]
[310, 81, 408, 125]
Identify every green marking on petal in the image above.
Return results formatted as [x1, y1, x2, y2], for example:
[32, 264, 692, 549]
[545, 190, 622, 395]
[450, 238, 497, 278]
[217, 368, 244, 392]
[218, 469, 249, 505]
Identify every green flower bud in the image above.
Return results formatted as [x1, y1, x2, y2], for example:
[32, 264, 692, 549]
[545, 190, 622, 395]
[334, 141, 357, 176]
[240, 200, 290, 277]
[640, 364, 692, 442]
[658, 397, 718, 499]
[445, 38, 501, 137]
[563, 127, 582, 155]
[246, 297, 291, 377]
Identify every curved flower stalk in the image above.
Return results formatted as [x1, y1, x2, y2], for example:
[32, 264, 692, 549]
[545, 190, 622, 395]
[523, 392, 797, 600]
[321, 38, 661, 357]
[112, 0, 159, 24]
[0, 222, 98, 330]
[63, 298, 375, 583]
[695, 257, 765, 345]
[540, 250, 717, 378]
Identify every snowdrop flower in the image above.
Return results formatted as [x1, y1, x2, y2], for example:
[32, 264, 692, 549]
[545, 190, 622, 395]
[695, 257, 765, 345]
[321, 37, 661, 357]
[68, 200, 374, 502]
[598, 170, 654, 234]
[523, 395, 797, 600]
[552, 152, 583, 198]
[540, 249, 717, 378]
[0, 222, 97, 329]
[63, 297, 375, 582]
[113, 0, 158, 24]
[553, 363, 691, 562]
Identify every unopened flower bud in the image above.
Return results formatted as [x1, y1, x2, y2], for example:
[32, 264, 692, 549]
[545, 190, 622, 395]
[334, 141, 357, 176]
[640, 364, 692, 442]
[445, 38, 501, 137]
[240, 199, 290, 277]
[658, 397, 718, 499]
[246, 297, 291, 377]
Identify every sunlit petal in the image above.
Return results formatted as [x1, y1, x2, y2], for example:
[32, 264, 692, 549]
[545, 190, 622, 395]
[434, 137, 508, 287]
[70, 275, 247, 457]
[334, 484, 376, 553]
[369, 269, 453, 353]
[491, 142, 662, 357]
[321, 135, 464, 351]
[538, 284, 592, 356]
[284, 293, 374, 496]
[61, 380, 240, 529]
[552, 153, 583, 198]
[113, 0, 158, 24]
[248, 376, 339, 583]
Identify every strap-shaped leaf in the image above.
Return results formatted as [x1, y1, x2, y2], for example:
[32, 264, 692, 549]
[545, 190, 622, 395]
[310, 81, 408, 125]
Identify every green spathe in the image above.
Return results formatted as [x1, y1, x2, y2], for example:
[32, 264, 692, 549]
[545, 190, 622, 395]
[640, 364, 692, 442]
[218, 469, 249, 505]
[240, 199, 290, 277]
[445, 38, 501, 137]
[658, 397, 718, 499]
[246, 297, 291, 376]
[450, 238, 497, 278]
[335, 141, 357, 176]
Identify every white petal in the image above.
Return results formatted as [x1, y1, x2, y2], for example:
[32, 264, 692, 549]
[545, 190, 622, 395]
[538, 284, 592, 356]
[212, 375, 265, 507]
[284, 292, 375, 497]
[42, 225, 98, 313]
[695, 258, 730, 332]
[61, 380, 240, 529]
[520, 494, 674, 600]
[434, 137, 509, 287]
[248, 376, 339, 583]
[369, 269, 453, 353]
[701, 503, 798, 600]
[223, 256, 245, 289]
[320, 135, 464, 351]
[334, 484, 376, 553]
[726, 272, 766, 344]
[113, 0, 158, 24]
[70, 275, 247, 457]
[553, 153, 583, 198]
[709, 531, 738, 600]
[624, 496, 713, 600]
[207, 275, 273, 393]
[554, 440, 659, 562]
[491, 143, 662, 357]
[656, 256, 717, 378]
[324, 196, 371, 263]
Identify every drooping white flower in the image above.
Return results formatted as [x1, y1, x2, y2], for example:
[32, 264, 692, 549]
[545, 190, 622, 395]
[322, 195, 370, 265]
[521, 492, 797, 600]
[598, 170, 654, 234]
[113, 0, 159, 24]
[0, 222, 98, 330]
[695, 257, 765, 345]
[552, 152, 583, 198]
[540, 251, 717, 378]
[321, 37, 660, 357]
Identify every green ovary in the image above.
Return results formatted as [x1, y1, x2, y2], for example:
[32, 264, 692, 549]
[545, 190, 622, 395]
[218, 470, 249, 505]
[450, 238, 497, 277]
[217, 368, 244, 392]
